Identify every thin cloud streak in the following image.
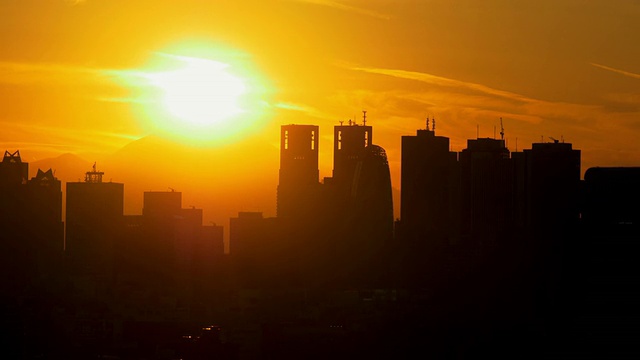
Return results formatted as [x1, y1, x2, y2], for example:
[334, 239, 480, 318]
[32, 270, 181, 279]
[0, 121, 142, 156]
[0, 61, 102, 84]
[351, 66, 532, 104]
[291, 0, 390, 20]
[591, 63, 640, 80]
[339, 65, 638, 151]
[273, 102, 337, 121]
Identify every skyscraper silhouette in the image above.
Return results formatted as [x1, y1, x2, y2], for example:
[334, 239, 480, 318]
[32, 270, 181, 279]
[277, 124, 320, 220]
[323, 116, 393, 286]
[332, 120, 372, 187]
[400, 122, 458, 252]
[66, 164, 124, 284]
[458, 137, 512, 251]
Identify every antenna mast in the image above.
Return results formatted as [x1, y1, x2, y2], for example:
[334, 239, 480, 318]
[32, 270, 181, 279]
[362, 110, 367, 126]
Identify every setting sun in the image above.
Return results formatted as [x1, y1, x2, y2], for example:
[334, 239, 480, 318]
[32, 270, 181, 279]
[121, 48, 271, 144]
[145, 55, 246, 127]
[1, 1, 639, 358]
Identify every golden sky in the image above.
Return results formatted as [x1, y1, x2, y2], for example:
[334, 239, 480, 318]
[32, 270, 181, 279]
[1, 0, 639, 225]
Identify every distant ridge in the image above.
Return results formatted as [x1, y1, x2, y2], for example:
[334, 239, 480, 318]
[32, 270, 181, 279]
[30, 153, 92, 183]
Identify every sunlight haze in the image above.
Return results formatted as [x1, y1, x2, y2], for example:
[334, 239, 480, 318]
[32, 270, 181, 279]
[1, 0, 638, 231]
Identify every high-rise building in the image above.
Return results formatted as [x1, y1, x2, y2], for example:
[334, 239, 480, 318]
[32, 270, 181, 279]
[324, 115, 393, 286]
[0, 150, 28, 187]
[521, 140, 581, 236]
[332, 119, 372, 185]
[458, 137, 513, 250]
[400, 122, 458, 248]
[27, 168, 64, 276]
[65, 164, 124, 279]
[277, 124, 319, 219]
[140, 190, 183, 289]
[0, 151, 64, 288]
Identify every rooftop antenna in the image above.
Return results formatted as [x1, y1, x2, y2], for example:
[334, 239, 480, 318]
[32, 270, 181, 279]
[427, 117, 430, 131]
[433, 117, 436, 133]
[339, 120, 344, 126]
[362, 110, 367, 126]
[85, 162, 104, 183]
[500, 117, 504, 140]
[549, 136, 559, 144]
[348, 119, 352, 126]
[169, 187, 175, 192]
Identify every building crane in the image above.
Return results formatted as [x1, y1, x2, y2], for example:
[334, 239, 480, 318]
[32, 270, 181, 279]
[499, 117, 505, 140]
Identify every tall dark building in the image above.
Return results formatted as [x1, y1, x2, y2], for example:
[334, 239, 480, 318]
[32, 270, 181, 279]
[511, 141, 582, 327]
[0, 151, 63, 289]
[140, 190, 183, 290]
[332, 119, 372, 185]
[277, 124, 320, 219]
[459, 137, 513, 251]
[27, 168, 64, 278]
[521, 140, 581, 237]
[324, 115, 393, 286]
[65, 164, 124, 281]
[400, 122, 458, 249]
[0, 150, 28, 186]
[0, 150, 30, 254]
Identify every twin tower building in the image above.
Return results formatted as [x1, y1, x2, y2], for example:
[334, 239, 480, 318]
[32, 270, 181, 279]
[274, 117, 394, 285]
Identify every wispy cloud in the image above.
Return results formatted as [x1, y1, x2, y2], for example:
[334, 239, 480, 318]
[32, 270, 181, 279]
[0, 61, 102, 84]
[351, 66, 532, 104]
[0, 120, 142, 158]
[291, 0, 390, 20]
[272, 102, 338, 121]
[341, 64, 640, 154]
[64, 0, 87, 5]
[0, 61, 144, 105]
[591, 63, 640, 80]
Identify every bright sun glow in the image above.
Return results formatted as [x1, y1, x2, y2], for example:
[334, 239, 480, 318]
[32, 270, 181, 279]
[117, 46, 271, 145]
[145, 55, 247, 127]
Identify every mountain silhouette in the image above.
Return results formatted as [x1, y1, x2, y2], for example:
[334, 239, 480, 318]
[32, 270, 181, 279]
[30, 153, 93, 183]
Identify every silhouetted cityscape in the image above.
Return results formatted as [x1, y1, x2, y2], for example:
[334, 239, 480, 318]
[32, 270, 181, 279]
[1, 117, 639, 359]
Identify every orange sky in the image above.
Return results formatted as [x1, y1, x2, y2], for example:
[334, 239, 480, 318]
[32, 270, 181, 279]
[1, 0, 639, 229]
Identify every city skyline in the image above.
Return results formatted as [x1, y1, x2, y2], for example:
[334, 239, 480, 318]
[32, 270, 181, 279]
[1, 0, 639, 231]
[1, 2, 639, 357]
[4, 119, 600, 234]
[2, 112, 637, 358]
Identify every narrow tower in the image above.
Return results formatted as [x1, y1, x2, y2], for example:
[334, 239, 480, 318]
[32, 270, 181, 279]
[277, 124, 320, 219]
